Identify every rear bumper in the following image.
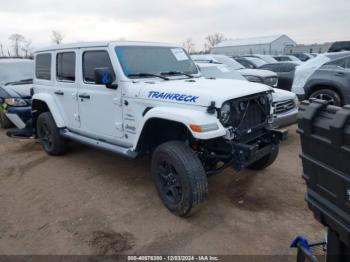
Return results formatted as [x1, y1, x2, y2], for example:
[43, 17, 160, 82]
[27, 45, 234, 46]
[5, 106, 31, 129]
[272, 107, 298, 128]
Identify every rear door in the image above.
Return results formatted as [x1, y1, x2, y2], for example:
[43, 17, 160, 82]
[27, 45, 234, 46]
[53, 51, 80, 130]
[77, 48, 124, 142]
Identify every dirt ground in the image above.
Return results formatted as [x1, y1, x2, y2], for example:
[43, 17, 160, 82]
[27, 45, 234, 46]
[0, 124, 325, 255]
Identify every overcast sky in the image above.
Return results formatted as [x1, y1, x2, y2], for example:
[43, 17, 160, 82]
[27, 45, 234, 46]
[0, 0, 349, 53]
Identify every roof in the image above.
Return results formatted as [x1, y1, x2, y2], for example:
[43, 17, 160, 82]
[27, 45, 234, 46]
[214, 35, 289, 48]
[35, 41, 179, 52]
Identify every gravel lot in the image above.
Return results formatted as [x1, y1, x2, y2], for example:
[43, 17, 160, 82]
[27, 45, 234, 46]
[0, 124, 325, 255]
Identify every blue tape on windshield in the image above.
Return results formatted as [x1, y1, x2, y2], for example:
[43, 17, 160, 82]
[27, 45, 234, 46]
[115, 47, 129, 76]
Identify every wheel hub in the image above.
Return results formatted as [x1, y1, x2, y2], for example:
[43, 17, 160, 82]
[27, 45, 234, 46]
[157, 161, 182, 204]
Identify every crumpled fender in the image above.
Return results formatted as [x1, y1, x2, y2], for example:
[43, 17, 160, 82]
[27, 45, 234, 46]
[32, 93, 65, 128]
[135, 106, 226, 145]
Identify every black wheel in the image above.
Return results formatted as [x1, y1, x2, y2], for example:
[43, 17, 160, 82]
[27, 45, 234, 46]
[247, 145, 279, 170]
[0, 111, 13, 129]
[309, 89, 341, 106]
[151, 141, 208, 217]
[37, 112, 68, 156]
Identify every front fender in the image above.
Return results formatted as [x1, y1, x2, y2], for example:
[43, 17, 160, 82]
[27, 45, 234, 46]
[137, 106, 226, 142]
[32, 93, 65, 128]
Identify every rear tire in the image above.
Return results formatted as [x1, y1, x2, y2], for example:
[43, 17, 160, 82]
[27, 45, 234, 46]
[247, 145, 279, 170]
[309, 89, 341, 106]
[37, 112, 68, 156]
[0, 111, 13, 129]
[151, 141, 208, 217]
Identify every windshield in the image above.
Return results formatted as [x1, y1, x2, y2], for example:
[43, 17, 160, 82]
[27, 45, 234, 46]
[0, 60, 34, 85]
[199, 64, 247, 81]
[244, 57, 266, 67]
[115, 46, 198, 78]
[212, 55, 245, 70]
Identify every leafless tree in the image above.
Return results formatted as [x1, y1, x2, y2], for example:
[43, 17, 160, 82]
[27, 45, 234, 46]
[22, 39, 33, 58]
[204, 33, 226, 52]
[51, 30, 64, 44]
[0, 44, 4, 56]
[182, 38, 196, 54]
[8, 34, 25, 56]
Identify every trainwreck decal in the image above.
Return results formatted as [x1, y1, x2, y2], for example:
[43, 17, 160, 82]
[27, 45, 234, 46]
[148, 91, 199, 103]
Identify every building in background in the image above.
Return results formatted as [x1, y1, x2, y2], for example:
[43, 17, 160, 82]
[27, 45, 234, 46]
[284, 42, 333, 54]
[210, 35, 297, 56]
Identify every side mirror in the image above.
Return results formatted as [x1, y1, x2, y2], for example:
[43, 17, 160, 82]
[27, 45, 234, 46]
[94, 68, 118, 89]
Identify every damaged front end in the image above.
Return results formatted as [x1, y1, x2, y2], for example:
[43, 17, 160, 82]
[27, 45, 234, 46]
[198, 92, 287, 175]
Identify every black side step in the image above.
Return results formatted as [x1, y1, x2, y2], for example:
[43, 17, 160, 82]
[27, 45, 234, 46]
[6, 127, 34, 139]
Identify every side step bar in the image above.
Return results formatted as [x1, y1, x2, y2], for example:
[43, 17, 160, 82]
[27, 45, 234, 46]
[60, 129, 138, 159]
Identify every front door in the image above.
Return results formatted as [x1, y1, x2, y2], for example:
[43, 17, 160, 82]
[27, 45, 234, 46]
[77, 48, 124, 143]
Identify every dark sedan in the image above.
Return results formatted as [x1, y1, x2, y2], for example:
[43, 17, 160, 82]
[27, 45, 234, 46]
[259, 62, 299, 91]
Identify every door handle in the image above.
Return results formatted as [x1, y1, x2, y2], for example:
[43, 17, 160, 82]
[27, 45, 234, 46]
[54, 90, 64, 96]
[335, 72, 345, 77]
[78, 93, 90, 99]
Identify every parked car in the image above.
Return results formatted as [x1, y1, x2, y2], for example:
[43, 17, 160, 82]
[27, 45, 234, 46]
[197, 62, 298, 127]
[234, 56, 267, 69]
[0, 59, 33, 129]
[292, 51, 350, 105]
[274, 55, 301, 62]
[329, 41, 350, 52]
[244, 54, 278, 64]
[259, 62, 300, 91]
[290, 53, 313, 62]
[191, 54, 278, 87]
[30, 41, 285, 217]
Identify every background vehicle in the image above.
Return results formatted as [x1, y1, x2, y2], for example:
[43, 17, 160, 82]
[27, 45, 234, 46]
[274, 55, 301, 62]
[0, 59, 33, 129]
[234, 56, 267, 69]
[244, 54, 278, 63]
[259, 62, 300, 91]
[292, 51, 350, 105]
[328, 41, 350, 52]
[31, 41, 285, 217]
[197, 62, 298, 128]
[290, 53, 313, 62]
[191, 54, 278, 87]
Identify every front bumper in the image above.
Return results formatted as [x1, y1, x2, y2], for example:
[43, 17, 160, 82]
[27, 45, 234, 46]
[231, 129, 287, 171]
[5, 106, 31, 129]
[272, 107, 298, 128]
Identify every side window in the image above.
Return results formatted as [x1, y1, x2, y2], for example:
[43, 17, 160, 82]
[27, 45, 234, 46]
[36, 53, 51, 80]
[83, 51, 114, 84]
[325, 58, 346, 68]
[57, 52, 76, 82]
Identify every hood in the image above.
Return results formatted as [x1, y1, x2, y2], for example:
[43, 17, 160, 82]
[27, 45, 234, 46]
[0, 83, 33, 99]
[138, 77, 271, 107]
[272, 88, 296, 102]
[237, 68, 277, 78]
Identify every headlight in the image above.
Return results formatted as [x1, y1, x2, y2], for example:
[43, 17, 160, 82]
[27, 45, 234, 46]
[244, 75, 263, 83]
[4, 98, 27, 107]
[264, 77, 278, 87]
[220, 102, 231, 125]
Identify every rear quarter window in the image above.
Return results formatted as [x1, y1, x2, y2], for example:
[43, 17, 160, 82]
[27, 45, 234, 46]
[35, 53, 52, 80]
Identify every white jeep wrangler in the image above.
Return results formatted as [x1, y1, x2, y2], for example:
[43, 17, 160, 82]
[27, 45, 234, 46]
[32, 41, 286, 217]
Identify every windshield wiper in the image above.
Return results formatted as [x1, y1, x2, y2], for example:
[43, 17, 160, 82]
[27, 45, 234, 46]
[160, 71, 194, 78]
[127, 73, 169, 80]
[5, 79, 33, 86]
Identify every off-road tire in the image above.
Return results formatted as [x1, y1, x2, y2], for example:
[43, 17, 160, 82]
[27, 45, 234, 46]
[247, 145, 279, 170]
[151, 141, 208, 217]
[37, 112, 68, 156]
[0, 111, 13, 129]
[309, 89, 342, 106]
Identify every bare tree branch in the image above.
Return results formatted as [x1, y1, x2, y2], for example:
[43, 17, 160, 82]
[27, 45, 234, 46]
[22, 39, 33, 58]
[204, 33, 226, 52]
[51, 30, 64, 44]
[182, 38, 196, 54]
[8, 34, 25, 56]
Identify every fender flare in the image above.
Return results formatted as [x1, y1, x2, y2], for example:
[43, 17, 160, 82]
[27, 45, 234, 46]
[133, 106, 226, 148]
[32, 93, 66, 128]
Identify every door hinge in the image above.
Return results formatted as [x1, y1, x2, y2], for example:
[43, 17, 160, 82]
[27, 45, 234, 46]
[115, 122, 123, 131]
[113, 97, 123, 106]
[74, 113, 80, 122]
